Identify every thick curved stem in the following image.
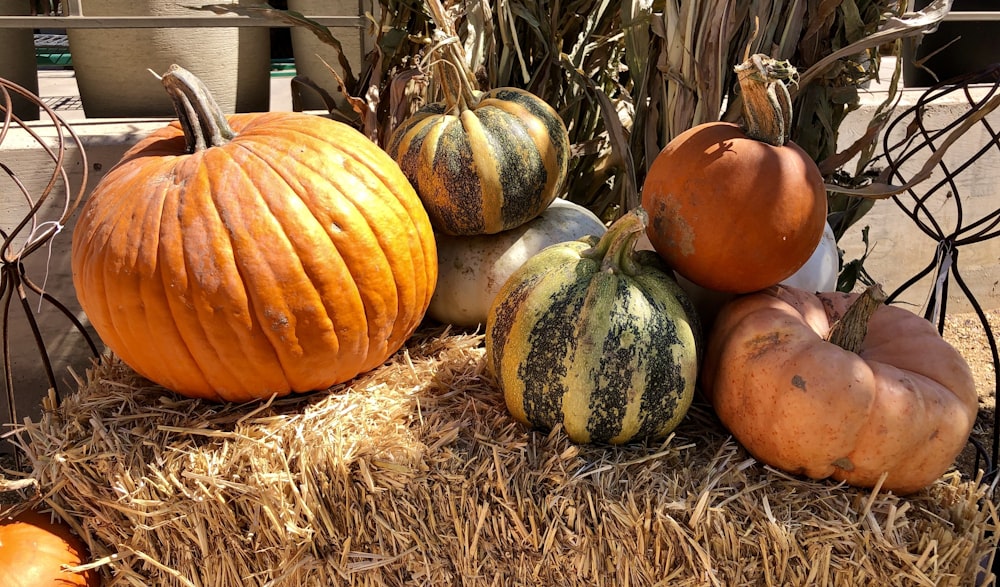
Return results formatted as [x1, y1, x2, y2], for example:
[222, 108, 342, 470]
[583, 207, 646, 276]
[160, 64, 236, 154]
[827, 283, 888, 354]
[425, 0, 480, 112]
[734, 54, 797, 147]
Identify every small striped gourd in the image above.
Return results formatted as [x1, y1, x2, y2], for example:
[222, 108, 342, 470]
[387, 87, 570, 236]
[485, 208, 701, 445]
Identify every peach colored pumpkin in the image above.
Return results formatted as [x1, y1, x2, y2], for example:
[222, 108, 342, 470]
[701, 284, 978, 495]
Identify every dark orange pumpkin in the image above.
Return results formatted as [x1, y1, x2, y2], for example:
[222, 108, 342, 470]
[71, 65, 437, 401]
[0, 509, 100, 586]
[642, 54, 827, 293]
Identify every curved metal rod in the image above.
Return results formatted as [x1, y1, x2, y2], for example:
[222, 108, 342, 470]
[880, 65, 1000, 244]
[878, 64, 1000, 490]
[949, 261, 1000, 485]
[1, 75, 95, 458]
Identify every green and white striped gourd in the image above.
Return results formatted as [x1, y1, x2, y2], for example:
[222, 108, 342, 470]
[485, 208, 701, 445]
[387, 87, 570, 236]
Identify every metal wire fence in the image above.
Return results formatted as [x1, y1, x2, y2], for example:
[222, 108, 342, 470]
[0, 77, 99, 467]
[878, 63, 1000, 488]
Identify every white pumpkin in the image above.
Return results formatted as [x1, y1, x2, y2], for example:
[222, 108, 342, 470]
[429, 199, 607, 327]
[637, 221, 840, 329]
[779, 221, 839, 292]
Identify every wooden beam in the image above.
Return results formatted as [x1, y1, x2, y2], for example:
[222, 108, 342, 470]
[0, 15, 365, 28]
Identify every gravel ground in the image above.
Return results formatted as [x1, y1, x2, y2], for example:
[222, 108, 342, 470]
[944, 308, 1000, 483]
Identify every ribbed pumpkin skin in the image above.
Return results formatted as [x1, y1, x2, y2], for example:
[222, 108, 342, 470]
[702, 286, 978, 494]
[71, 112, 437, 402]
[387, 87, 570, 236]
[485, 214, 700, 445]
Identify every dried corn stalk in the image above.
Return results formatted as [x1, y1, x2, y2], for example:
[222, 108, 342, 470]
[210, 0, 952, 226]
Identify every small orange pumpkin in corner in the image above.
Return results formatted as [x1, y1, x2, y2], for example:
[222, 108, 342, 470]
[71, 65, 437, 402]
[642, 54, 827, 294]
[0, 509, 100, 586]
[701, 284, 978, 495]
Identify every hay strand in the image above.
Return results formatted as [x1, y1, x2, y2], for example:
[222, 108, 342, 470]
[7, 328, 998, 586]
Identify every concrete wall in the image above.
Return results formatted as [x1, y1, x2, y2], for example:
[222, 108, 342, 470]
[836, 82, 1000, 315]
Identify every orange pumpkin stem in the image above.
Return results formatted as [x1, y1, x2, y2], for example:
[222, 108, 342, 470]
[160, 64, 236, 154]
[734, 54, 797, 147]
[584, 207, 646, 275]
[826, 283, 888, 354]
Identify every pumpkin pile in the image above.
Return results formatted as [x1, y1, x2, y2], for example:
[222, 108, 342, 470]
[382, 0, 605, 329]
[40, 37, 983, 584]
[67, 50, 977, 495]
[634, 53, 977, 495]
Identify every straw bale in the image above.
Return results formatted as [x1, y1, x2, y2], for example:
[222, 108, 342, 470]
[6, 327, 999, 586]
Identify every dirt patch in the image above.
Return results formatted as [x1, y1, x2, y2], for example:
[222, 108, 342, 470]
[943, 308, 1000, 483]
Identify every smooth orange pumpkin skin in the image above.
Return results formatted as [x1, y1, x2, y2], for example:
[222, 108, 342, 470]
[641, 122, 827, 293]
[71, 113, 437, 402]
[701, 285, 978, 495]
[0, 510, 100, 587]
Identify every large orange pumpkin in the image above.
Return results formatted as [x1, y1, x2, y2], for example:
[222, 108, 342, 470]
[0, 509, 100, 586]
[71, 65, 437, 401]
[701, 284, 978, 495]
[642, 54, 827, 293]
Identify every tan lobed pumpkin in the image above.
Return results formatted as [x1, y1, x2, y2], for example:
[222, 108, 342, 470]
[701, 284, 978, 495]
[428, 198, 606, 327]
[71, 65, 437, 402]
